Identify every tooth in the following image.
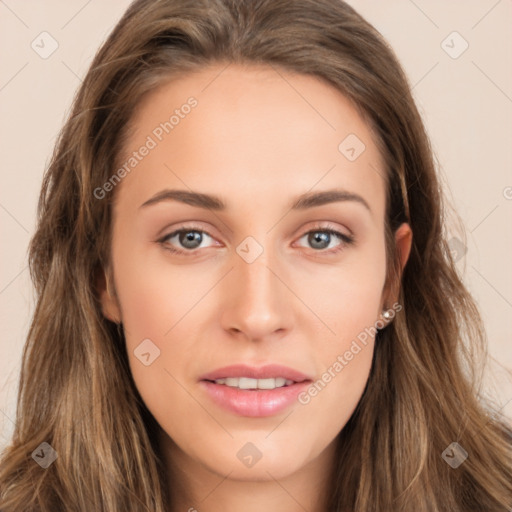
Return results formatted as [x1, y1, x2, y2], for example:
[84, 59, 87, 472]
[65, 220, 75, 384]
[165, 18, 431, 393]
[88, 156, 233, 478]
[214, 377, 294, 389]
[238, 377, 258, 389]
[257, 378, 276, 389]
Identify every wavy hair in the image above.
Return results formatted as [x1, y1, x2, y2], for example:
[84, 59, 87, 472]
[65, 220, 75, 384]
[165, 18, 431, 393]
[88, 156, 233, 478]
[1, 0, 511, 510]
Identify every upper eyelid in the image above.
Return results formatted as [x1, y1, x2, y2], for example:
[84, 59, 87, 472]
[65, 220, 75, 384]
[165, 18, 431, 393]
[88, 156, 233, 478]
[160, 225, 215, 241]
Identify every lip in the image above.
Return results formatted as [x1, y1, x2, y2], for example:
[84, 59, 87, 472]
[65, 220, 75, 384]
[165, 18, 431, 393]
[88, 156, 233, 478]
[199, 364, 313, 417]
[199, 364, 313, 382]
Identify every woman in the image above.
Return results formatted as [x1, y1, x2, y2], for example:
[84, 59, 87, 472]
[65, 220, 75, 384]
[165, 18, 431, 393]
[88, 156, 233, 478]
[1, 0, 511, 510]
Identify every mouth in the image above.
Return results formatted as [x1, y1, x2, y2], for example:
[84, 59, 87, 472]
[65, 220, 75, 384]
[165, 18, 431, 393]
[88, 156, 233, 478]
[206, 376, 296, 390]
[199, 364, 313, 417]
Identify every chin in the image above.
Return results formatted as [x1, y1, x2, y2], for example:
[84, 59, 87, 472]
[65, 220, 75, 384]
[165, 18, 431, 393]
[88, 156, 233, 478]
[195, 433, 322, 481]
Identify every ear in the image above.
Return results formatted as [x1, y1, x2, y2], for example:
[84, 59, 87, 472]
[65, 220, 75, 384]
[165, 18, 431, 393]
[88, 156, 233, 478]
[382, 222, 413, 311]
[96, 266, 122, 324]
[395, 222, 413, 274]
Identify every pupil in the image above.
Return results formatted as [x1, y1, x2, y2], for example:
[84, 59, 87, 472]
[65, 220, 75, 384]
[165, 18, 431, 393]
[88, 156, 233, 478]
[180, 231, 202, 249]
[309, 232, 330, 249]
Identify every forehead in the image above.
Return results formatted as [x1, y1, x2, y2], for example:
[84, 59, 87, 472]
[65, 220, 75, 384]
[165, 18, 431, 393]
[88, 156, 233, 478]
[115, 63, 387, 222]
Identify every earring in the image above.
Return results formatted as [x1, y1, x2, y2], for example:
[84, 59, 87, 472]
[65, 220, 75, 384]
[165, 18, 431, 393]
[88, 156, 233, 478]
[382, 309, 392, 320]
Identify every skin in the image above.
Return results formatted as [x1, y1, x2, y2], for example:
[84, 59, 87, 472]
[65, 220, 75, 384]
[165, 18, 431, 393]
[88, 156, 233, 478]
[99, 62, 412, 512]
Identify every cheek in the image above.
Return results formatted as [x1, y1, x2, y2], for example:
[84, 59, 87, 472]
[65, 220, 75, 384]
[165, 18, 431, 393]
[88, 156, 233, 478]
[112, 246, 206, 342]
[296, 312, 377, 452]
[292, 240, 386, 433]
[112, 259, 203, 443]
[295, 235, 387, 341]
[111, 246, 221, 411]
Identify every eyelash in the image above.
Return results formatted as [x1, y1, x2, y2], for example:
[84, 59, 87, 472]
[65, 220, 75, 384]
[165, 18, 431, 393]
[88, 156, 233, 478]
[157, 223, 355, 256]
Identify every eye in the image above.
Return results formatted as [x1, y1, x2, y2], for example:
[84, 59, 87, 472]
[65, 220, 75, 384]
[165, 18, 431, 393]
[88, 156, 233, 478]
[158, 226, 218, 254]
[296, 226, 354, 254]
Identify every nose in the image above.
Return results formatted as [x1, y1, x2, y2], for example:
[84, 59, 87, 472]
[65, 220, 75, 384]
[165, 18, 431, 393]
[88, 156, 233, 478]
[220, 245, 293, 342]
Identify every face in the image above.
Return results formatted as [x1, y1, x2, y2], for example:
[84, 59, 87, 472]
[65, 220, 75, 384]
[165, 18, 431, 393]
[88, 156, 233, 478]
[100, 63, 412, 482]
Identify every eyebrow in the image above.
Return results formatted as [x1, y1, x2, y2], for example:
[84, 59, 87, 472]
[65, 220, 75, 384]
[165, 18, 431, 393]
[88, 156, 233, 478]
[139, 188, 371, 213]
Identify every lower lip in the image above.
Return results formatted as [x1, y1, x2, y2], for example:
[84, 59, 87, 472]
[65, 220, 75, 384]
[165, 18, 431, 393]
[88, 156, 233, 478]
[200, 380, 311, 417]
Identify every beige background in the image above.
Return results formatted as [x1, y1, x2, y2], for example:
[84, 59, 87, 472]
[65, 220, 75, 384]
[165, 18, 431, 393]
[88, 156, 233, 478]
[1, 0, 511, 449]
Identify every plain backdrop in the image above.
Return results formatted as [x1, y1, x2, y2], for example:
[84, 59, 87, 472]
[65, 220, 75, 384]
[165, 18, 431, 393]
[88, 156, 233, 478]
[1, 0, 511, 450]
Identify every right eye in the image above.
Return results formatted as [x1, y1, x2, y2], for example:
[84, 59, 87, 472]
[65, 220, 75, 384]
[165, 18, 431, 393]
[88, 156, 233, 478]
[159, 226, 219, 254]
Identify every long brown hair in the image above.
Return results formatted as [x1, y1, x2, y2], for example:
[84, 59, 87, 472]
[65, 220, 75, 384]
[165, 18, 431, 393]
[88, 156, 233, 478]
[1, 0, 511, 510]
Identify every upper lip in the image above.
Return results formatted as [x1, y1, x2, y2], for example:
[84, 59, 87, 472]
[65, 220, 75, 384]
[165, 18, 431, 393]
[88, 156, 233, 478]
[200, 364, 313, 383]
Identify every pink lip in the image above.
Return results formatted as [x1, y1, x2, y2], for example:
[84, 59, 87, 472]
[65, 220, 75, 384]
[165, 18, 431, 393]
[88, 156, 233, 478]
[199, 364, 313, 417]
[199, 364, 313, 382]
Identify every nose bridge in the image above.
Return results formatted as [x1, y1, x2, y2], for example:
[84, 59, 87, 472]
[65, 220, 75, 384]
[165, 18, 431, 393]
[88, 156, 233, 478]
[221, 239, 291, 339]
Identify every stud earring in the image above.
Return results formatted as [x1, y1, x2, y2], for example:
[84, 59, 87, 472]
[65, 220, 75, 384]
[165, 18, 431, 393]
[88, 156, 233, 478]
[382, 309, 392, 320]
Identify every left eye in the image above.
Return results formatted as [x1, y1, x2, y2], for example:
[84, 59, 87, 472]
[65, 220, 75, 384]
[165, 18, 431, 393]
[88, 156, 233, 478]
[296, 229, 351, 251]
